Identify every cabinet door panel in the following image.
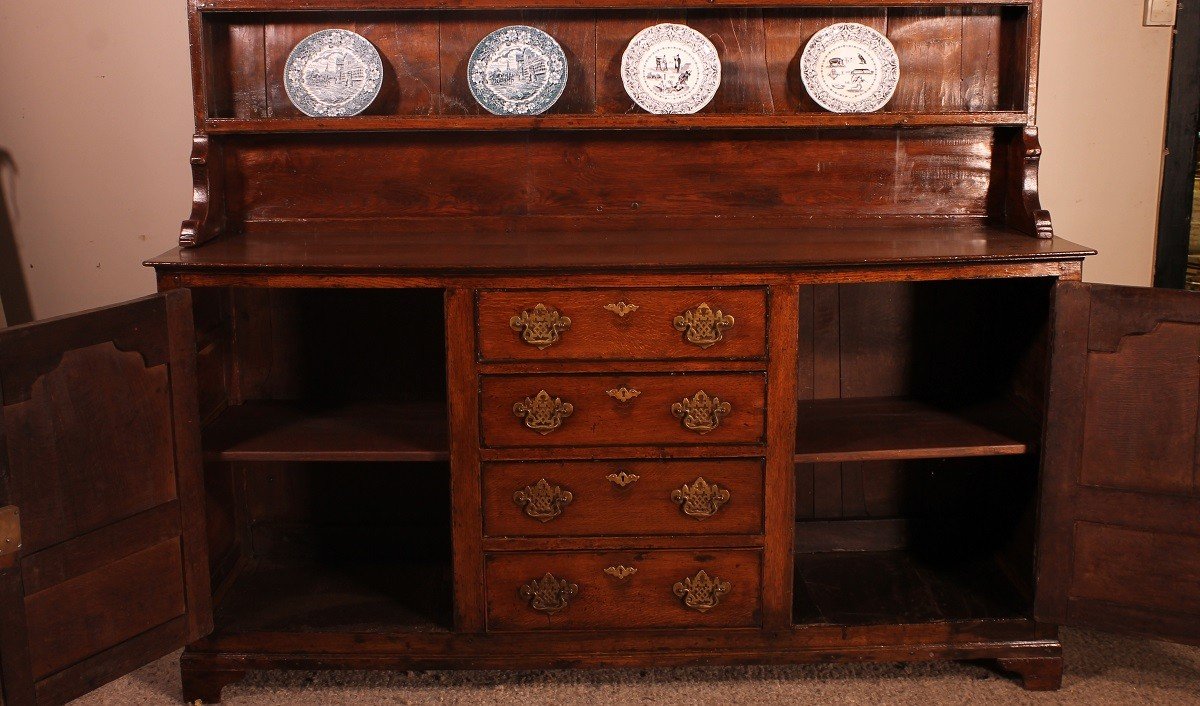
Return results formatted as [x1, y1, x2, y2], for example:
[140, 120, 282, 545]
[0, 291, 210, 705]
[1036, 282, 1200, 644]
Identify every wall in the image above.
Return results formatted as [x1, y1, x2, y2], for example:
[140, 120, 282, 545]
[1038, 0, 1175, 286]
[0, 2, 1177, 320]
[0, 1, 192, 321]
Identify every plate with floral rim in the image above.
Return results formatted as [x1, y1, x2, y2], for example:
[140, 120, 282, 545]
[800, 22, 900, 114]
[621, 23, 721, 115]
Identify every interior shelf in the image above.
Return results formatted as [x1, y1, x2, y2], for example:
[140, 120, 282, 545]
[214, 558, 453, 634]
[204, 112, 1030, 135]
[203, 400, 449, 463]
[794, 397, 1037, 463]
[792, 549, 1029, 626]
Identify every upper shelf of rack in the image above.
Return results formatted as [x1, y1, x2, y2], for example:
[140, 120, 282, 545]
[181, 0, 1048, 248]
[204, 111, 1030, 134]
[197, 0, 1033, 10]
[197, 2, 1036, 131]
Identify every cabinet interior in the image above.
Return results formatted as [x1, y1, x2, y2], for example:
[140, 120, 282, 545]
[193, 288, 453, 634]
[186, 279, 1051, 635]
[792, 277, 1052, 627]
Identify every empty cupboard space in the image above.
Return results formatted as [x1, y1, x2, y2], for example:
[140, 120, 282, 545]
[791, 277, 1049, 629]
[206, 462, 454, 635]
[793, 456, 1039, 627]
[794, 278, 1053, 463]
[191, 288, 450, 462]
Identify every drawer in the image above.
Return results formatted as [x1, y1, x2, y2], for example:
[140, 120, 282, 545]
[485, 549, 762, 631]
[478, 288, 768, 361]
[481, 373, 766, 448]
[484, 459, 764, 537]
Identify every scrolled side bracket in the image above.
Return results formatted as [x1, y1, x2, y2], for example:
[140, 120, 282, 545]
[180, 133, 227, 248]
[1002, 125, 1054, 239]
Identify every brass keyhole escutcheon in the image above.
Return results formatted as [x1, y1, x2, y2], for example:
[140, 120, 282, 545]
[606, 471, 640, 488]
[606, 387, 641, 403]
[604, 565, 637, 580]
[604, 301, 639, 318]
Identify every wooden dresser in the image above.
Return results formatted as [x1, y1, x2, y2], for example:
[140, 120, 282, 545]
[1, 2, 1199, 704]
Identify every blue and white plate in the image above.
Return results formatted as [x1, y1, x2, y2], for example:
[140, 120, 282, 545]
[469, 26, 568, 116]
[284, 29, 384, 117]
[800, 23, 900, 113]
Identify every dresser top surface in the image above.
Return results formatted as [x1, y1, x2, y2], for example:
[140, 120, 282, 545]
[147, 223, 1092, 275]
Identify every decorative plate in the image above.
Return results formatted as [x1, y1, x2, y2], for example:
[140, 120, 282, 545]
[621, 23, 721, 115]
[284, 29, 384, 118]
[469, 26, 568, 116]
[800, 23, 900, 114]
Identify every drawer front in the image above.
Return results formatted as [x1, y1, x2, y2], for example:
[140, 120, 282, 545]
[481, 373, 766, 447]
[484, 459, 764, 537]
[485, 549, 762, 631]
[478, 288, 768, 361]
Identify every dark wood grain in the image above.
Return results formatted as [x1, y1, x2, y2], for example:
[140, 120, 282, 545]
[3, 343, 177, 555]
[1036, 282, 1200, 644]
[24, 541, 187, 679]
[445, 288, 487, 633]
[0, 291, 211, 705]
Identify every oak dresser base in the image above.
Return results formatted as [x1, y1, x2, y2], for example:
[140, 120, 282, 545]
[180, 626, 1063, 702]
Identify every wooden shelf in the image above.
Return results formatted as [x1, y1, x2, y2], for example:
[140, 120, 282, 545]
[199, 0, 1033, 11]
[203, 400, 449, 463]
[214, 558, 452, 635]
[792, 549, 1029, 626]
[794, 397, 1036, 464]
[204, 112, 1029, 134]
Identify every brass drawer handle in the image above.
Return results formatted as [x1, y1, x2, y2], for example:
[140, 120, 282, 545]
[604, 565, 637, 580]
[513, 479, 573, 523]
[673, 570, 730, 613]
[510, 304, 571, 349]
[519, 573, 578, 615]
[671, 477, 729, 519]
[673, 302, 734, 349]
[604, 301, 640, 317]
[514, 390, 574, 434]
[606, 387, 641, 403]
[606, 471, 640, 488]
[671, 390, 731, 434]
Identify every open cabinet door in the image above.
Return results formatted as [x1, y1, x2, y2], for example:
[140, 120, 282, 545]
[0, 291, 211, 705]
[1036, 281, 1200, 644]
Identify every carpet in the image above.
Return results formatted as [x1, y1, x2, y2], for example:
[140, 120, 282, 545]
[73, 628, 1200, 705]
